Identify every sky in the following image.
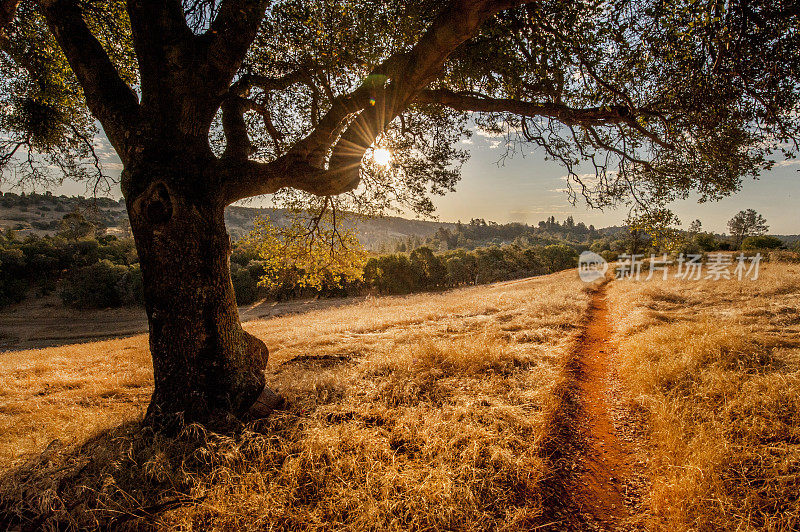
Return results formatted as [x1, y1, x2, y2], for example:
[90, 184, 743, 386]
[3, 128, 799, 234]
[431, 130, 800, 234]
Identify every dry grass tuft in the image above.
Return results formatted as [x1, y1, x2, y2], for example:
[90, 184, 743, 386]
[608, 263, 800, 531]
[0, 271, 590, 530]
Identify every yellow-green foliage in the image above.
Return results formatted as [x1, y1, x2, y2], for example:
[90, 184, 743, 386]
[625, 207, 684, 253]
[243, 210, 367, 293]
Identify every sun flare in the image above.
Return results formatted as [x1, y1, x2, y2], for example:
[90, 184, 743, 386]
[372, 147, 392, 167]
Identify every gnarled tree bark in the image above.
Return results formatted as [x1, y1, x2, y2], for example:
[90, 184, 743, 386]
[123, 156, 269, 427]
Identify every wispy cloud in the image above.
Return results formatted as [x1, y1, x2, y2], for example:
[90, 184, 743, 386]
[474, 125, 522, 139]
[509, 205, 574, 216]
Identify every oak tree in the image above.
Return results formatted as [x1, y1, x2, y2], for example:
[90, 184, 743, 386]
[0, 0, 798, 426]
[727, 208, 769, 249]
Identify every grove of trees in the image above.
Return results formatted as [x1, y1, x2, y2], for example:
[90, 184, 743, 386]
[0, 227, 140, 308]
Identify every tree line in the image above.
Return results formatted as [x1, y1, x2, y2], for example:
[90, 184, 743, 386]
[389, 216, 603, 253]
[0, 209, 794, 311]
[0, 221, 140, 308]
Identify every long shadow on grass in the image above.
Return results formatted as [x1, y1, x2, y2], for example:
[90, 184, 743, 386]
[534, 337, 590, 530]
[0, 421, 207, 530]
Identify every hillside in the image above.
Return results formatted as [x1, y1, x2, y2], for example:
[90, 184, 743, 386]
[1, 263, 798, 530]
[0, 192, 453, 250]
[225, 204, 455, 248]
[5, 192, 798, 254]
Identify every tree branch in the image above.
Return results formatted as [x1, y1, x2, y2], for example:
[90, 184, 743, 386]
[221, 95, 284, 159]
[38, 0, 140, 159]
[229, 69, 316, 97]
[384, 0, 533, 102]
[416, 89, 629, 123]
[203, 0, 270, 93]
[220, 0, 536, 203]
[322, 0, 533, 190]
[415, 89, 673, 148]
[125, 0, 194, 97]
[220, 96, 253, 160]
[221, 155, 363, 203]
[247, 100, 284, 153]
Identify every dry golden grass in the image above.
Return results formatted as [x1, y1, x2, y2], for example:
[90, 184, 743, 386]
[608, 262, 800, 531]
[0, 271, 591, 530]
[0, 334, 152, 468]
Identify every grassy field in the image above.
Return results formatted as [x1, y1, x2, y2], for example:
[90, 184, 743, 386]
[1, 263, 798, 530]
[0, 291, 364, 351]
[608, 263, 800, 530]
[0, 271, 592, 530]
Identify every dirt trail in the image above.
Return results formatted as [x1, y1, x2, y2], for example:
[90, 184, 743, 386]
[536, 280, 637, 530]
[571, 281, 632, 527]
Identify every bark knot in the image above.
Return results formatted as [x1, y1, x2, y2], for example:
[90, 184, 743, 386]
[138, 182, 174, 226]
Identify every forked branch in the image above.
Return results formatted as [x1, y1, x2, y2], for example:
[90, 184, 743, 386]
[37, 0, 140, 158]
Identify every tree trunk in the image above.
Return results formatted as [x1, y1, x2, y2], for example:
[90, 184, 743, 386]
[126, 174, 268, 429]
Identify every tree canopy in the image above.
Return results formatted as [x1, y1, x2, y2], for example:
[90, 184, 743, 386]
[242, 208, 367, 294]
[727, 208, 769, 248]
[1, 0, 798, 213]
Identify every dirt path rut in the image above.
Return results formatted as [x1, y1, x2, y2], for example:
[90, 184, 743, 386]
[571, 282, 631, 527]
[538, 280, 635, 530]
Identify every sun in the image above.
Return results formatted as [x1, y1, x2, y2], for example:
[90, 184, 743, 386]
[372, 147, 392, 167]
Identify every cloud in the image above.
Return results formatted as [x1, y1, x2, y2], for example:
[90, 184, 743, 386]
[474, 124, 522, 139]
[474, 126, 504, 139]
[774, 159, 800, 168]
[509, 205, 574, 216]
[559, 170, 619, 187]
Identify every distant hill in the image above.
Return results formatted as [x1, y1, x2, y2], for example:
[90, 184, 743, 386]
[4, 191, 796, 251]
[0, 192, 127, 236]
[224, 205, 455, 248]
[0, 191, 454, 250]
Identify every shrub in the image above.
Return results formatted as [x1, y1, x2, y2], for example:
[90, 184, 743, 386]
[231, 246, 260, 267]
[672, 236, 701, 255]
[600, 250, 618, 262]
[409, 246, 446, 289]
[60, 260, 143, 308]
[445, 252, 477, 286]
[767, 250, 800, 263]
[0, 276, 27, 306]
[231, 265, 260, 305]
[694, 232, 718, 251]
[64, 239, 101, 267]
[0, 248, 28, 306]
[364, 254, 416, 294]
[537, 244, 578, 273]
[741, 235, 783, 250]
